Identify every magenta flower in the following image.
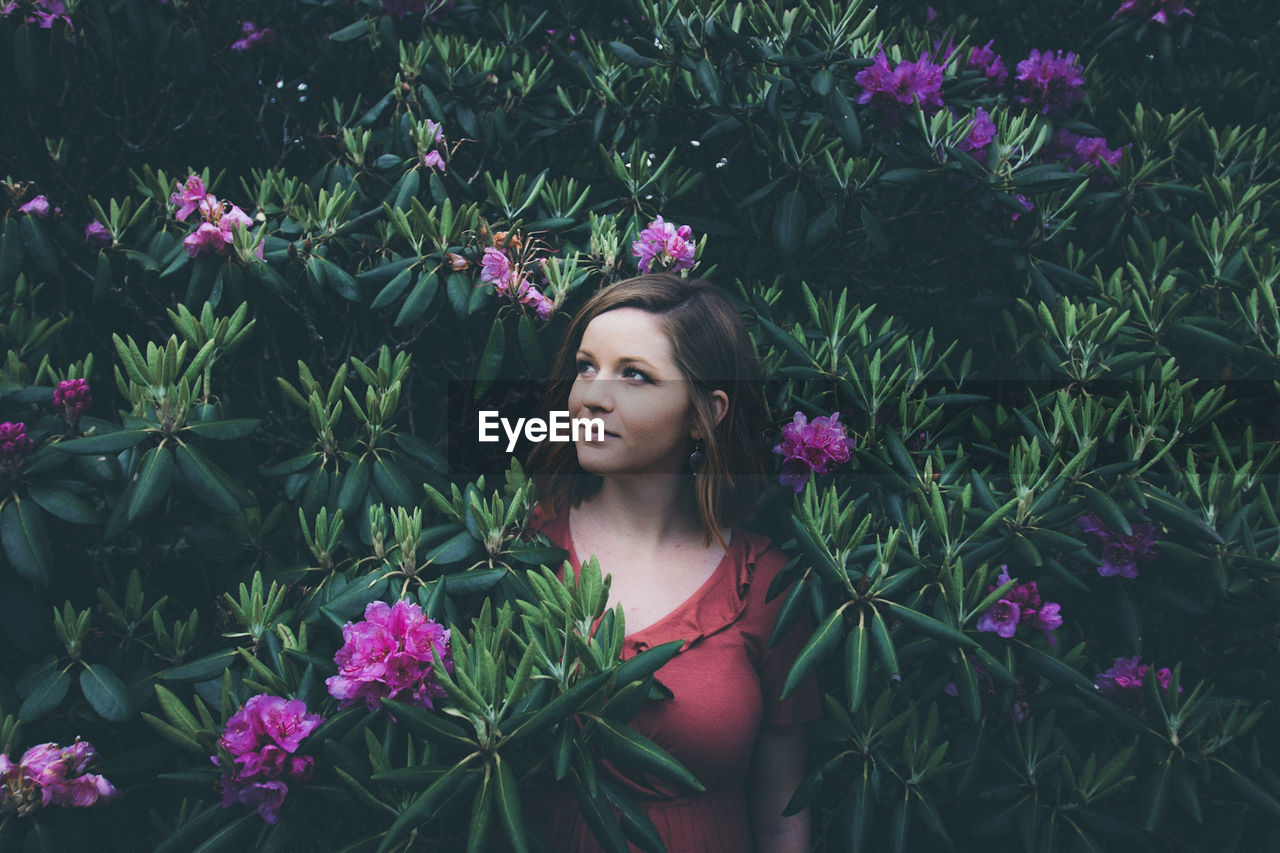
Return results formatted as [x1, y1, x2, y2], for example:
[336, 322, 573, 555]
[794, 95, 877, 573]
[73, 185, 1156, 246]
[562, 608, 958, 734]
[967, 40, 1008, 89]
[326, 599, 452, 712]
[1078, 513, 1157, 578]
[976, 565, 1063, 642]
[631, 216, 696, 274]
[480, 247, 513, 288]
[18, 195, 51, 218]
[170, 175, 209, 222]
[958, 107, 997, 154]
[231, 21, 277, 52]
[1, 0, 71, 28]
[1095, 655, 1181, 700]
[1014, 49, 1085, 116]
[1050, 130, 1124, 186]
[1113, 0, 1193, 26]
[855, 49, 946, 115]
[213, 695, 323, 824]
[183, 222, 232, 258]
[772, 411, 856, 492]
[0, 740, 117, 815]
[516, 280, 553, 320]
[53, 378, 92, 423]
[84, 220, 111, 247]
[423, 150, 446, 172]
[0, 422, 34, 475]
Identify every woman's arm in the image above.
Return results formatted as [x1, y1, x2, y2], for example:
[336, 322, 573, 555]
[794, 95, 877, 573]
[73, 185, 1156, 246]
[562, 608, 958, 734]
[749, 727, 810, 853]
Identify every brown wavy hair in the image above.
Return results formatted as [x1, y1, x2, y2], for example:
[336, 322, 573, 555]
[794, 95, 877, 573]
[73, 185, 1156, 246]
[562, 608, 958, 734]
[525, 273, 769, 546]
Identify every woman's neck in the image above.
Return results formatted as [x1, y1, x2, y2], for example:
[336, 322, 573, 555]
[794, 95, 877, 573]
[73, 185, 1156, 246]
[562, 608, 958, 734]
[576, 475, 703, 547]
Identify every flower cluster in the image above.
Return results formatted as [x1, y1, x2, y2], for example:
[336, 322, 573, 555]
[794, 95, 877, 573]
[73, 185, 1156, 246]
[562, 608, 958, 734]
[855, 49, 946, 115]
[773, 411, 856, 492]
[0, 422, 34, 475]
[479, 240, 553, 320]
[213, 695, 324, 824]
[54, 378, 92, 424]
[966, 40, 1008, 89]
[1014, 49, 1085, 116]
[231, 21, 277, 52]
[420, 119, 446, 173]
[1078, 513, 1157, 578]
[1113, 0, 1194, 26]
[326, 599, 453, 712]
[958, 107, 997, 154]
[631, 216, 696, 274]
[1051, 130, 1124, 185]
[170, 174, 260, 260]
[0, 0, 71, 29]
[1095, 655, 1180, 700]
[0, 740, 117, 816]
[976, 565, 1063, 642]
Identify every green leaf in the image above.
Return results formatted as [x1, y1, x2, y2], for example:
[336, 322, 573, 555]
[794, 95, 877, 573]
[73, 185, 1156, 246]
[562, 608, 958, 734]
[868, 607, 899, 680]
[394, 271, 438, 327]
[475, 315, 506, 399]
[328, 18, 370, 42]
[613, 639, 682, 685]
[494, 756, 530, 853]
[128, 444, 175, 520]
[55, 428, 152, 454]
[781, 606, 846, 700]
[881, 600, 977, 649]
[337, 454, 370, 512]
[28, 483, 101, 525]
[19, 665, 70, 720]
[175, 442, 242, 514]
[192, 812, 261, 853]
[593, 716, 705, 792]
[378, 758, 475, 853]
[608, 40, 657, 68]
[181, 418, 262, 440]
[2, 497, 54, 585]
[773, 189, 807, 257]
[369, 263, 416, 309]
[20, 214, 58, 275]
[156, 649, 238, 682]
[845, 618, 868, 711]
[380, 698, 474, 751]
[371, 453, 415, 507]
[506, 670, 612, 743]
[79, 663, 135, 721]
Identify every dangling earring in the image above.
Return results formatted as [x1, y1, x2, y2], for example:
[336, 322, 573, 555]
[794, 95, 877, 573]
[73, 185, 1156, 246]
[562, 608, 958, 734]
[687, 439, 704, 478]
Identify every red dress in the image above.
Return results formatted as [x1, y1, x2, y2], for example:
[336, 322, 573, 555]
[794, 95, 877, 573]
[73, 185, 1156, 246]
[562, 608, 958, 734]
[525, 501, 822, 853]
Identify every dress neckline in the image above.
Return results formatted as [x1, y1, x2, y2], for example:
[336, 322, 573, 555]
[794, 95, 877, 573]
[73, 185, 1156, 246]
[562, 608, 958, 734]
[562, 507, 735, 641]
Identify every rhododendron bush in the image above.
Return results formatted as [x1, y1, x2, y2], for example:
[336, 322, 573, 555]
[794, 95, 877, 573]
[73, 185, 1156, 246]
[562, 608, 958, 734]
[1, 0, 1278, 850]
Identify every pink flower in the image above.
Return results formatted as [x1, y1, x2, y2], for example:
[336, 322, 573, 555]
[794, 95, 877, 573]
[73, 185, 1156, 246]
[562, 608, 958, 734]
[0, 740, 117, 813]
[423, 150, 446, 172]
[519, 283, 553, 320]
[0, 421, 34, 474]
[855, 49, 946, 115]
[326, 599, 452, 712]
[231, 20, 277, 52]
[1014, 49, 1085, 117]
[184, 222, 233, 258]
[631, 216, 696, 274]
[1095, 655, 1182, 700]
[1113, 0, 1194, 26]
[772, 411, 856, 492]
[480, 247, 512, 289]
[958, 107, 997, 154]
[84, 220, 111, 247]
[170, 175, 208, 222]
[213, 695, 324, 825]
[977, 599, 1020, 638]
[1078, 513, 1157, 578]
[1, 0, 71, 28]
[53, 378, 92, 423]
[19, 195, 51, 218]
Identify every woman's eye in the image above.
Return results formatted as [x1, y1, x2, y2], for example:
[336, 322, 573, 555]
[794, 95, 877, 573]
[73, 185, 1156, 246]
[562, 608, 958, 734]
[575, 360, 594, 375]
[623, 367, 651, 383]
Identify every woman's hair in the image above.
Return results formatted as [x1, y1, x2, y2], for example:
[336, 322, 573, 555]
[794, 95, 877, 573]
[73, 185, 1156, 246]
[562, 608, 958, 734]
[525, 273, 769, 544]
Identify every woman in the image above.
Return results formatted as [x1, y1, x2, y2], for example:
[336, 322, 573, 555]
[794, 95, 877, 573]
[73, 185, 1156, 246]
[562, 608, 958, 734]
[523, 273, 821, 853]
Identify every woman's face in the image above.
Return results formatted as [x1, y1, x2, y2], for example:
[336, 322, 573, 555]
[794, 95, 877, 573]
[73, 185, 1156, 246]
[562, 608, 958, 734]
[568, 307, 703, 478]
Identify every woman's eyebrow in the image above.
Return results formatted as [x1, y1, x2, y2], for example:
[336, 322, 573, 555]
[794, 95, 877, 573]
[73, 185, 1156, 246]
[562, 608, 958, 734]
[576, 349, 661, 371]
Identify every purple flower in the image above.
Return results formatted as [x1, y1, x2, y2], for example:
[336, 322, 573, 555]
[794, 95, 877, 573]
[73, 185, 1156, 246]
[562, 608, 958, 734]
[53, 378, 92, 423]
[958, 107, 997, 154]
[772, 411, 856, 492]
[967, 40, 1008, 89]
[170, 175, 209, 222]
[976, 599, 1021, 638]
[213, 695, 324, 825]
[173, 176, 257, 259]
[1078, 513, 1157, 578]
[423, 150, 446, 172]
[326, 599, 452, 712]
[84, 220, 111, 247]
[1050, 130, 1124, 185]
[1, 0, 71, 29]
[480, 247, 513, 289]
[1095, 655, 1181, 700]
[855, 49, 946, 115]
[0, 422, 34, 475]
[1014, 49, 1085, 117]
[231, 21, 277, 52]
[631, 216, 696, 274]
[18, 195, 51, 218]
[0, 740, 117, 814]
[1113, 0, 1194, 26]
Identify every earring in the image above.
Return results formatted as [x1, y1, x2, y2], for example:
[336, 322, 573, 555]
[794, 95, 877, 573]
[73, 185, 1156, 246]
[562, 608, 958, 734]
[688, 439, 704, 477]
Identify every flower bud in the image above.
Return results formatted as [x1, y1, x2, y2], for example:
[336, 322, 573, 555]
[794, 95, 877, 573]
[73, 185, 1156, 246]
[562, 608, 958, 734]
[0, 422, 34, 474]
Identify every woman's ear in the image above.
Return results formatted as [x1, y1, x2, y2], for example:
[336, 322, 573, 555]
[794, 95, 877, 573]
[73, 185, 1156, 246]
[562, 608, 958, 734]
[691, 389, 729, 438]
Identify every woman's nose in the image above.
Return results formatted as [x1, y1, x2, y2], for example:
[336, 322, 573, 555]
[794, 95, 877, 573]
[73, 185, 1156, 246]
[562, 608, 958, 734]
[578, 377, 613, 411]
